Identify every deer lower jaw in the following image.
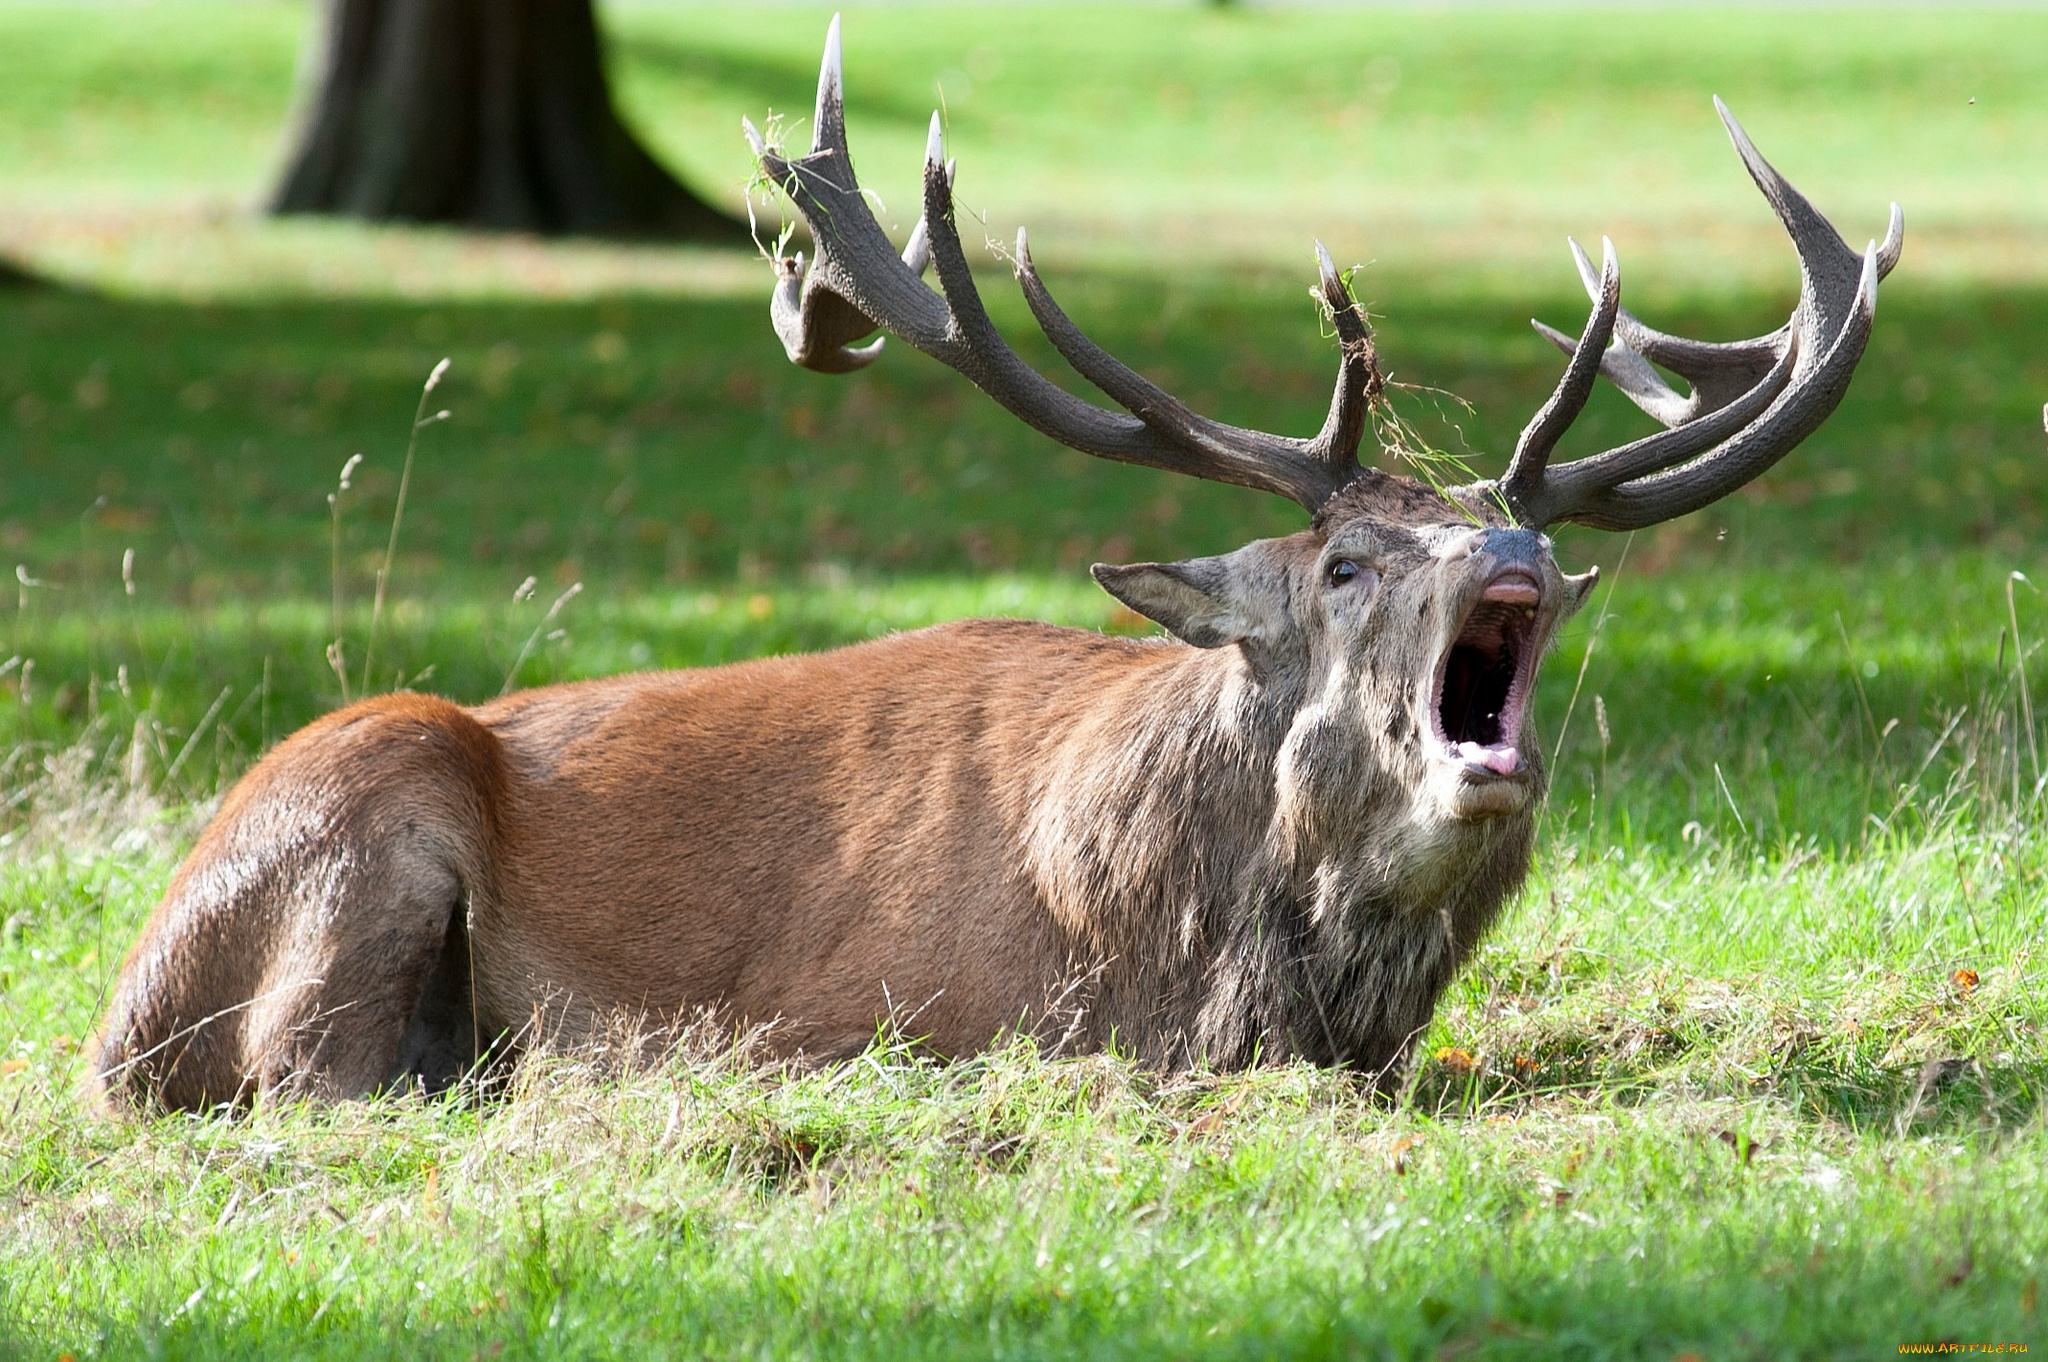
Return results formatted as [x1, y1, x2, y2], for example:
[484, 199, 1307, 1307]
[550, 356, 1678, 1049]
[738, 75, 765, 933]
[1435, 758, 1534, 819]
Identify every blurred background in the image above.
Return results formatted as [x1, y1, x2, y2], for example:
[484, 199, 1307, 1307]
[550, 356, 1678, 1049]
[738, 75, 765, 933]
[1, 0, 2044, 837]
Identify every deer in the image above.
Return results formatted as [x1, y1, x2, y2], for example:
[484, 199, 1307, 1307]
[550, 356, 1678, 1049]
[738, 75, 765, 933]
[91, 18, 1901, 1112]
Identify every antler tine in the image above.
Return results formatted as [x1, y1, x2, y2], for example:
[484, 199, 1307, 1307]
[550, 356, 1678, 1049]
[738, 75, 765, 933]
[914, 123, 1358, 505]
[757, 16, 887, 375]
[1543, 236, 1784, 421]
[757, 22, 955, 375]
[1006, 232, 1209, 451]
[1533, 107, 1905, 431]
[904, 117, 1197, 470]
[1309, 240, 1375, 475]
[810, 13, 848, 157]
[1720, 96, 1865, 324]
[1556, 244, 1878, 530]
[752, 19, 1373, 513]
[1499, 238, 1621, 510]
[1006, 230, 1363, 504]
[1487, 103, 1898, 532]
[1526, 336, 1796, 512]
[1533, 313, 1697, 428]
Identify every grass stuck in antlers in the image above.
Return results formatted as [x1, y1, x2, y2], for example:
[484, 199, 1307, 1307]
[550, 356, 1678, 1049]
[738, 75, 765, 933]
[2, 1, 2047, 1355]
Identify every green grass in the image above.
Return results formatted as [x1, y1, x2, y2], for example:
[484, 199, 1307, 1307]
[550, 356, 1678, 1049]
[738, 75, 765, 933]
[4, 774, 2042, 1358]
[2, 4, 2047, 1358]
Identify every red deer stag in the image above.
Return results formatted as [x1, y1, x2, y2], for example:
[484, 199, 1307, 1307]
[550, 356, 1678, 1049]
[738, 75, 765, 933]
[93, 20, 1901, 1110]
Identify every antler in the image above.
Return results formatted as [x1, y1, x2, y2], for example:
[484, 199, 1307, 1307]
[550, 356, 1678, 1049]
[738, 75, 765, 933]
[748, 20, 1901, 534]
[1491, 99, 1903, 531]
[743, 16, 1374, 513]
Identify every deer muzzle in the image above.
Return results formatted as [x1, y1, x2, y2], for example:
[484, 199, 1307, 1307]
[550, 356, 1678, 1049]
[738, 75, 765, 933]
[1427, 560, 1552, 818]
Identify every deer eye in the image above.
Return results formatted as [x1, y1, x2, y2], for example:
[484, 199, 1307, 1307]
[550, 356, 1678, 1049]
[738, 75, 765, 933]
[1326, 558, 1362, 587]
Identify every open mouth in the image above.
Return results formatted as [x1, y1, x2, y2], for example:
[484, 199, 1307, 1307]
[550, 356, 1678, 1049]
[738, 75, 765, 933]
[1431, 572, 1540, 778]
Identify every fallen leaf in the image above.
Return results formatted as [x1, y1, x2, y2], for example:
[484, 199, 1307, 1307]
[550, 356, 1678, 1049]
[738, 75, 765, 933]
[1185, 1095, 1242, 1138]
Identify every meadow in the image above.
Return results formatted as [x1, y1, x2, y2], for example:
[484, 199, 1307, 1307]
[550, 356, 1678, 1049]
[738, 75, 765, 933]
[0, 3, 2044, 1357]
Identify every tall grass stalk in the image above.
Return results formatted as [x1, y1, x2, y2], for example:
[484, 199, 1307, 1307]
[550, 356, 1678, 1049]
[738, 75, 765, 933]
[1550, 531, 1632, 775]
[2006, 570, 2039, 790]
[362, 358, 450, 696]
[326, 453, 362, 705]
[500, 581, 582, 696]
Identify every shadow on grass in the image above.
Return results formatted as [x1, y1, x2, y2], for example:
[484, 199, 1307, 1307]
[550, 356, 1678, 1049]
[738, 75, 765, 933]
[1408, 1020, 2048, 1138]
[3, 277, 2044, 590]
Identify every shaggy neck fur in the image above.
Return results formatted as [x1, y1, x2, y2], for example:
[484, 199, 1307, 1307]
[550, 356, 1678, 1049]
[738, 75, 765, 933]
[1024, 639, 1538, 1084]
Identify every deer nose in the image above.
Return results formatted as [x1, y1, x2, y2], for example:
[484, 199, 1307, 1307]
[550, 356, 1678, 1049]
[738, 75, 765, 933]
[1477, 527, 1545, 574]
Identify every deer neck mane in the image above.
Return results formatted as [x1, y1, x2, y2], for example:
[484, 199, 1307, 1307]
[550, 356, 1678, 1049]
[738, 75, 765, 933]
[1023, 639, 1536, 1073]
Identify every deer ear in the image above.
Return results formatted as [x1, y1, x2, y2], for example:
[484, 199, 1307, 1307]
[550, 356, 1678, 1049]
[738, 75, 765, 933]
[1091, 553, 1272, 649]
[1563, 564, 1600, 613]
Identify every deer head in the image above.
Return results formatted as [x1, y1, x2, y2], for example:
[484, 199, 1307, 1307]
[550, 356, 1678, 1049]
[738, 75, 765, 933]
[745, 18, 1901, 834]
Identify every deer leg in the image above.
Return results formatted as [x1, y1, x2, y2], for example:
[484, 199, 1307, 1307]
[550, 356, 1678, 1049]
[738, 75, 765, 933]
[94, 696, 506, 1113]
[235, 852, 478, 1104]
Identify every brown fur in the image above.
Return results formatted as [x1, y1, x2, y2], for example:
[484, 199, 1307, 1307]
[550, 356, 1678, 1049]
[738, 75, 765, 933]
[94, 479, 1595, 1110]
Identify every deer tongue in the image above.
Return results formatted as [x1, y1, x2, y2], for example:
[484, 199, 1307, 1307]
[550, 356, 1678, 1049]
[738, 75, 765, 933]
[1455, 741, 1521, 775]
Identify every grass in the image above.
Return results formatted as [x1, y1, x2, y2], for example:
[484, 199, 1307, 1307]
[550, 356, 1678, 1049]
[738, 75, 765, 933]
[3, 772, 2041, 1358]
[2, 3, 2046, 1357]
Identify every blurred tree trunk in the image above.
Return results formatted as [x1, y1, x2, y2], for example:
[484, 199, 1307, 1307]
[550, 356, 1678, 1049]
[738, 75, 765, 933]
[0, 257, 47, 289]
[271, 0, 747, 241]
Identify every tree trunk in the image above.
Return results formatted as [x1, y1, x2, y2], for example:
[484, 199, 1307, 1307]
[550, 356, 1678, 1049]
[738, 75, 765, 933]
[271, 0, 747, 242]
[0, 257, 49, 289]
